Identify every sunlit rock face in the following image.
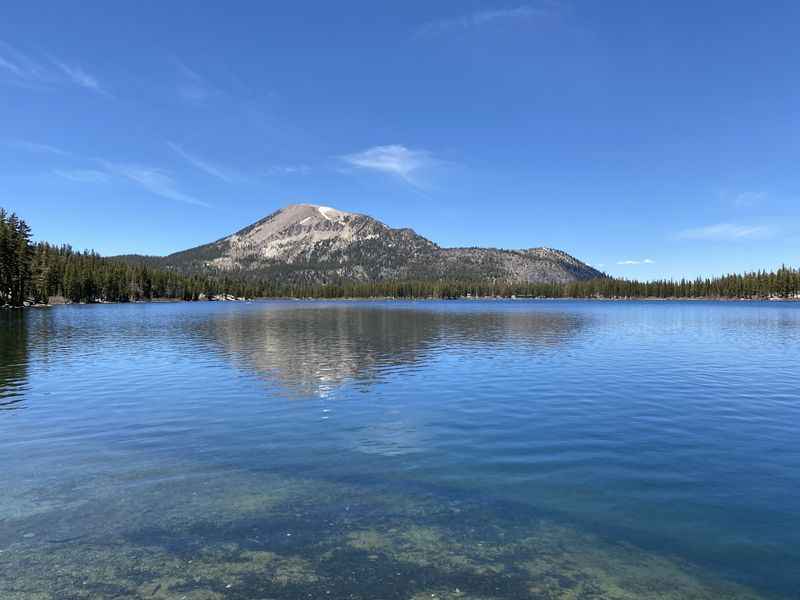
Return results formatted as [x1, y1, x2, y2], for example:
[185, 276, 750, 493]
[151, 203, 603, 285]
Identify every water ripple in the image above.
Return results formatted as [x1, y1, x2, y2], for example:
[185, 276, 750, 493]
[2, 300, 800, 597]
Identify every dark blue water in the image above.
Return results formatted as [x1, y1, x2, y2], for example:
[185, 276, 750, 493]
[1, 300, 798, 599]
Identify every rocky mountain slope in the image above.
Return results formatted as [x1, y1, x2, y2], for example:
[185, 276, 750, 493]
[118, 204, 603, 285]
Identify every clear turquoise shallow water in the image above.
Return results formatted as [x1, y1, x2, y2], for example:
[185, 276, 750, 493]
[1, 300, 798, 599]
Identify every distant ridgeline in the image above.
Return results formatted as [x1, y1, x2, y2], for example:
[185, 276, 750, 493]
[2, 207, 800, 306]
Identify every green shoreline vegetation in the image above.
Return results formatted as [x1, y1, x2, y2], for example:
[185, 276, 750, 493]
[3, 208, 799, 307]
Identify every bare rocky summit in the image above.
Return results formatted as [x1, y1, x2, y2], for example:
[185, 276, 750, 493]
[126, 204, 603, 285]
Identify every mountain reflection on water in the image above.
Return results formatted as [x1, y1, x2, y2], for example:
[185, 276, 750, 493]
[197, 302, 588, 395]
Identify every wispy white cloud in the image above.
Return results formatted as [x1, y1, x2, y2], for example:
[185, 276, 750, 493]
[6, 140, 71, 156]
[100, 161, 209, 207]
[265, 164, 311, 176]
[0, 41, 46, 87]
[0, 56, 22, 75]
[0, 54, 24, 77]
[50, 59, 109, 96]
[341, 145, 435, 184]
[9, 137, 205, 206]
[53, 169, 110, 183]
[677, 223, 772, 241]
[617, 258, 655, 265]
[167, 141, 236, 182]
[0, 41, 107, 95]
[417, 4, 558, 36]
[172, 57, 219, 103]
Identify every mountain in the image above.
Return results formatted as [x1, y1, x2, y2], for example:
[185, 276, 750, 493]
[117, 204, 603, 285]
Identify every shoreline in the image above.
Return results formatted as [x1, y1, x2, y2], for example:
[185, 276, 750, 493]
[4, 295, 799, 310]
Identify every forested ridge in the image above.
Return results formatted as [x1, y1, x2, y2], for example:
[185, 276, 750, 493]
[1, 209, 256, 305]
[2, 208, 799, 306]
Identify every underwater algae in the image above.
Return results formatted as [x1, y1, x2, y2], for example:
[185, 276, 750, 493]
[2, 543, 317, 600]
[344, 519, 765, 600]
[0, 469, 768, 600]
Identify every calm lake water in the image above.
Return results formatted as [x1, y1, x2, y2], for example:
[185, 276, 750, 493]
[1, 300, 799, 599]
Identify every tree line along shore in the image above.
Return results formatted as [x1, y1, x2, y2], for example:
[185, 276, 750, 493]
[2, 208, 799, 308]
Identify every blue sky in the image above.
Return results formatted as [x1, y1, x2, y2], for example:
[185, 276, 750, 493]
[2, 1, 799, 279]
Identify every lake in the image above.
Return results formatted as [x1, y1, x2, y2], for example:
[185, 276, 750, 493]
[1, 300, 798, 599]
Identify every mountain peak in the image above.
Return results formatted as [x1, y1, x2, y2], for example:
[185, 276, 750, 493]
[281, 203, 353, 217]
[231, 203, 365, 242]
[156, 204, 602, 286]
[270, 203, 355, 223]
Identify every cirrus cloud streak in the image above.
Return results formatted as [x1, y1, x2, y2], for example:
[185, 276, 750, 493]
[417, 4, 559, 36]
[167, 142, 236, 182]
[0, 41, 109, 95]
[678, 223, 773, 241]
[99, 161, 210, 207]
[53, 169, 110, 183]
